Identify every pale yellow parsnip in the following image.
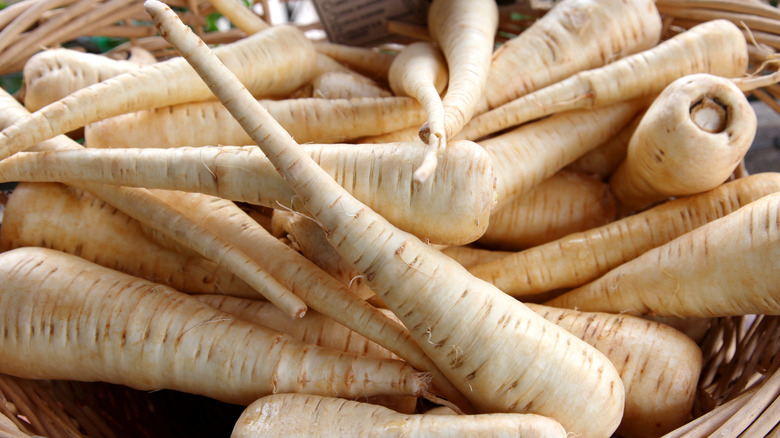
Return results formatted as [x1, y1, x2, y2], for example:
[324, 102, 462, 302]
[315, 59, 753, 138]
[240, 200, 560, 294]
[143, 2, 626, 436]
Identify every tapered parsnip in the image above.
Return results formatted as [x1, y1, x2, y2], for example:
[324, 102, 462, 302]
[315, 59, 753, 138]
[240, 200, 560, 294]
[469, 173, 780, 298]
[478, 170, 617, 250]
[527, 304, 702, 438]
[195, 294, 398, 360]
[272, 209, 375, 301]
[231, 394, 567, 438]
[0, 412, 28, 438]
[0, 24, 317, 160]
[0, 247, 429, 405]
[314, 41, 396, 81]
[482, 99, 646, 210]
[546, 191, 780, 317]
[84, 96, 426, 147]
[610, 73, 757, 213]
[566, 112, 643, 179]
[485, 0, 661, 109]
[0, 141, 495, 246]
[22, 48, 141, 111]
[439, 245, 513, 270]
[147, 189, 474, 412]
[147, 3, 626, 435]
[387, 41, 448, 182]
[457, 19, 749, 141]
[426, 0, 498, 142]
[312, 71, 392, 99]
[208, 0, 268, 35]
[0, 182, 258, 298]
[0, 88, 305, 320]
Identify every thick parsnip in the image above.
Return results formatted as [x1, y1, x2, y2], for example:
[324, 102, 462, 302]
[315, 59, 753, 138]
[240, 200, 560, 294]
[145, 3, 626, 436]
[0, 247, 429, 405]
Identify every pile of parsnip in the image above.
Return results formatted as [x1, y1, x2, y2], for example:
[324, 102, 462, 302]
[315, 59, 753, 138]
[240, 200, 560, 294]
[0, 0, 778, 437]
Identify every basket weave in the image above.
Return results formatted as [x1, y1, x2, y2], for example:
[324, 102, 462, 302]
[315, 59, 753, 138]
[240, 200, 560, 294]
[0, 0, 778, 436]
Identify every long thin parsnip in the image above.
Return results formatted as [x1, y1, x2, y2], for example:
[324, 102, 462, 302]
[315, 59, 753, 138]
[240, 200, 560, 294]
[610, 73, 757, 213]
[314, 41, 396, 81]
[85, 96, 427, 147]
[426, 0, 497, 142]
[148, 189, 474, 412]
[566, 111, 643, 179]
[0, 141, 495, 246]
[0, 182, 258, 297]
[312, 71, 392, 99]
[146, 3, 626, 436]
[485, 0, 661, 109]
[546, 191, 780, 317]
[387, 41, 448, 182]
[469, 173, 780, 298]
[457, 19, 749, 141]
[0, 24, 318, 160]
[528, 304, 702, 438]
[231, 394, 567, 438]
[0, 247, 429, 405]
[478, 170, 617, 250]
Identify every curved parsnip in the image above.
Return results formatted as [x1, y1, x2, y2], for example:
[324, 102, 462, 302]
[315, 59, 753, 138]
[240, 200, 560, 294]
[85, 96, 426, 147]
[0, 182, 259, 298]
[0, 24, 317, 161]
[457, 19, 748, 141]
[528, 304, 702, 438]
[485, 0, 661, 109]
[145, 3, 626, 436]
[610, 73, 757, 213]
[231, 394, 567, 438]
[546, 192, 780, 318]
[0, 142, 496, 246]
[0, 247, 429, 405]
[426, 0, 497, 142]
[470, 173, 780, 298]
[388, 41, 448, 182]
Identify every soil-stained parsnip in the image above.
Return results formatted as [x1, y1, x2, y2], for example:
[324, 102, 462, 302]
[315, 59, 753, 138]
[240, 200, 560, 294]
[22, 48, 141, 111]
[469, 173, 780, 298]
[314, 41, 396, 81]
[546, 191, 780, 317]
[0, 247, 430, 404]
[426, 0, 497, 142]
[485, 0, 661, 109]
[482, 99, 646, 210]
[388, 41, 448, 182]
[457, 19, 748, 141]
[147, 189, 474, 412]
[0, 182, 258, 298]
[478, 170, 617, 250]
[610, 73, 757, 213]
[195, 294, 398, 360]
[272, 209, 375, 301]
[145, 2, 626, 435]
[527, 304, 702, 438]
[0, 141, 495, 246]
[0, 24, 318, 160]
[84, 96, 426, 147]
[231, 394, 568, 438]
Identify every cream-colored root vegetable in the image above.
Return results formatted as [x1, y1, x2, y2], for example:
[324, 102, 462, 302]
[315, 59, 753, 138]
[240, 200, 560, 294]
[0, 247, 430, 405]
[85, 96, 426, 147]
[457, 19, 748, 141]
[314, 41, 396, 81]
[546, 191, 780, 317]
[231, 394, 568, 438]
[485, 0, 661, 109]
[145, 2, 625, 435]
[528, 304, 702, 438]
[610, 73, 757, 213]
[470, 172, 780, 298]
[312, 71, 392, 99]
[478, 170, 617, 250]
[387, 41, 448, 182]
[0, 181, 258, 298]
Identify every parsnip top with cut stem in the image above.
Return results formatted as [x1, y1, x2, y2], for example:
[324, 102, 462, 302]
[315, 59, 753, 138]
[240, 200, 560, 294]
[143, 2, 626, 436]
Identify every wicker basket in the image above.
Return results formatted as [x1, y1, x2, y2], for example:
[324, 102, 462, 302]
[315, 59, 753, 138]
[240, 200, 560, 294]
[0, 0, 778, 437]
